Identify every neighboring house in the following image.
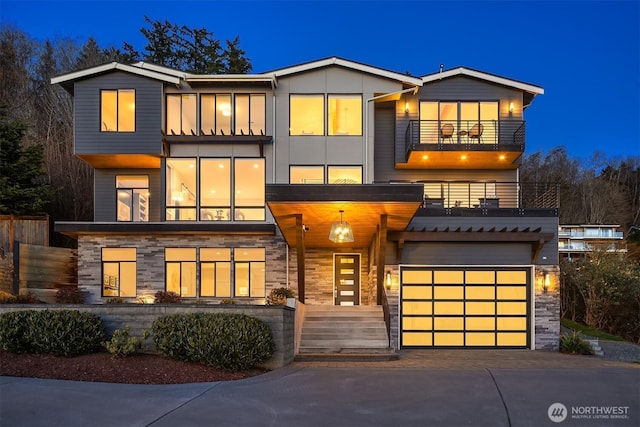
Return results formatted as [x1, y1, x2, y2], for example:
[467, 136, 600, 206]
[559, 224, 627, 260]
[52, 56, 559, 351]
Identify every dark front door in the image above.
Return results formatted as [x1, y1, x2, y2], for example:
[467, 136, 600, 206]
[334, 254, 360, 306]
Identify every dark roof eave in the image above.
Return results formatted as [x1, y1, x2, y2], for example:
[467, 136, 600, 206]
[266, 184, 424, 203]
[55, 222, 276, 237]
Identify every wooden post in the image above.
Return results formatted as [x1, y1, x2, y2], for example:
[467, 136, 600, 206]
[9, 215, 14, 252]
[12, 240, 19, 295]
[295, 214, 305, 302]
[376, 214, 388, 305]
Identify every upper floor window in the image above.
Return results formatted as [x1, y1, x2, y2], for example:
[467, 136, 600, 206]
[234, 94, 266, 136]
[290, 95, 324, 135]
[166, 157, 265, 221]
[116, 176, 149, 222]
[101, 89, 135, 132]
[419, 101, 498, 144]
[166, 94, 197, 135]
[328, 95, 362, 135]
[289, 165, 362, 184]
[201, 94, 231, 135]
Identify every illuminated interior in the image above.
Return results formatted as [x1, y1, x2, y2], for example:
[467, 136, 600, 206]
[234, 248, 265, 297]
[290, 166, 324, 184]
[102, 248, 136, 297]
[419, 101, 498, 144]
[200, 248, 231, 297]
[116, 176, 148, 222]
[328, 166, 362, 184]
[328, 95, 362, 135]
[290, 95, 324, 135]
[101, 89, 135, 132]
[165, 248, 196, 297]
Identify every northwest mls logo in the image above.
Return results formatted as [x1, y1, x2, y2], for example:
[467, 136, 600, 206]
[548, 403, 568, 423]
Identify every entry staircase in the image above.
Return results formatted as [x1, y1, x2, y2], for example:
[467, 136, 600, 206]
[295, 305, 397, 361]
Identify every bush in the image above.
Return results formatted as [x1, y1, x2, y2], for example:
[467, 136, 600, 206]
[153, 312, 274, 370]
[0, 291, 39, 304]
[154, 290, 181, 304]
[266, 287, 295, 306]
[104, 326, 150, 357]
[106, 297, 126, 304]
[0, 309, 105, 356]
[220, 299, 236, 305]
[560, 331, 594, 355]
[55, 287, 85, 304]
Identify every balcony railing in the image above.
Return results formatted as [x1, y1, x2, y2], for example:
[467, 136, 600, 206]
[380, 181, 559, 210]
[405, 120, 525, 154]
[558, 230, 624, 239]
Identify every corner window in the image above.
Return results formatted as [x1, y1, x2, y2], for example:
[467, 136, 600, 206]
[328, 166, 362, 184]
[116, 176, 149, 222]
[328, 95, 362, 135]
[290, 166, 324, 184]
[101, 89, 135, 132]
[200, 248, 231, 297]
[165, 248, 197, 298]
[290, 95, 324, 135]
[102, 248, 136, 297]
[234, 248, 265, 297]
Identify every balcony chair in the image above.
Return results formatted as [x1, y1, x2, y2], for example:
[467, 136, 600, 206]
[439, 123, 455, 144]
[469, 123, 484, 143]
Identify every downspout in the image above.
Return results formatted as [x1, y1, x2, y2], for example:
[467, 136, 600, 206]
[364, 86, 420, 183]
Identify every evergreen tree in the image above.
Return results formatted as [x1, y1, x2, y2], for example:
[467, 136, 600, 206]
[222, 36, 252, 73]
[0, 107, 51, 215]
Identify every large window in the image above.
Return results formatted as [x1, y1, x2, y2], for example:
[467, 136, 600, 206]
[201, 94, 232, 135]
[165, 248, 197, 297]
[166, 94, 197, 135]
[101, 89, 135, 132]
[419, 101, 498, 144]
[235, 94, 266, 136]
[200, 248, 231, 297]
[102, 248, 136, 297]
[116, 176, 149, 222]
[166, 157, 264, 221]
[290, 95, 324, 135]
[234, 248, 265, 297]
[328, 95, 362, 135]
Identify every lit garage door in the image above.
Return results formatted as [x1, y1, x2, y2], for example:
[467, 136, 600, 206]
[400, 267, 530, 348]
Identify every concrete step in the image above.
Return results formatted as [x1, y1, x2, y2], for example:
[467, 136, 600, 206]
[299, 338, 389, 348]
[295, 348, 398, 362]
[586, 339, 605, 357]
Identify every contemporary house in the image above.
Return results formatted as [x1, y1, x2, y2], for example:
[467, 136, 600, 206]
[559, 224, 626, 260]
[52, 56, 559, 353]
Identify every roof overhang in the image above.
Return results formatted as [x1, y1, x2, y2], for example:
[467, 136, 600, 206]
[266, 184, 424, 248]
[55, 222, 276, 238]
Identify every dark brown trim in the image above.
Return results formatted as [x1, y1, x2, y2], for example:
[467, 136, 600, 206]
[376, 214, 387, 305]
[266, 184, 424, 202]
[55, 221, 276, 237]
[295, 214, 305, 302]
[388, 230, 554, 243]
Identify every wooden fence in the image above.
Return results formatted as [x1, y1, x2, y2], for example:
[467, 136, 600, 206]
[0, 215, 49, 252]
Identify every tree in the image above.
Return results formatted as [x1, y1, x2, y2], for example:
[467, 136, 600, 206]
[0, 108, 51, 215]
[222, 36, 252, 73]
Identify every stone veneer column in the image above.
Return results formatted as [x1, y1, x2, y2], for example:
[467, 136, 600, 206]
[534, 265, 560, 350]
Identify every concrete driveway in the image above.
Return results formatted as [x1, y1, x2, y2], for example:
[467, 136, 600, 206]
[1, 350, 638, 427]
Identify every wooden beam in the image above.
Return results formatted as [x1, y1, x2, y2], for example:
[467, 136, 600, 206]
[295, 214, 305, 302]
[531, 238, 545, 263]
[388, 231, 554, 243]
[376, 214, 387, 305]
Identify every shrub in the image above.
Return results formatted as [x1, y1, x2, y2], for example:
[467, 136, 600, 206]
[153, 312, 274, 370]
[55, 287, 85, 304]
[266, 287, 295, 306]
[106, 297, 126, 304]
[0, 309, 105, 356]
[154, 290, 181, 304]
[104, 326, 150, 357]
[0, 291, 39, 304]
[220, 299, 236, 305]
[560, 331, 594, 355]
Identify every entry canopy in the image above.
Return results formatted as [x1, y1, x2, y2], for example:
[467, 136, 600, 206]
[266, 184, 424, 248]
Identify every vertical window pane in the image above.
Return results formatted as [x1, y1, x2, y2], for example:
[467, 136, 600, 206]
[216, 262, 231, 297]
[250, 261, 266, 297]
[166, 158, 197, 220]
[182, 94, 196, 135]
[328, 95, 361, 135]
[290, 166, 324, 184]
[101, 90, 117, 132]
[201, 95, 216, 135]
[201, 248, 231, 297]
[120, 262, 136, 297]
[290, 95, 324, 135]
[328, 166, 362, 184]
[201, 263, 215, 296]
[216, 94, 231, 135]
[118, 90, 135, 132]
[200, 159, 231, 221]
[235, 263, 250, 297]
[181, 262, 196, 297]
[234, 158, 264, 220]
[117, 189, 132, 221]
[250, 94, 266, 135]
[419, 101, 438, 144]
[103, 262, 119, 297]
[117, 176, 148, 222]
[102, 248, 136, 298]
[235, 94, 249, 135]
[165, 248, 196, 297]
[440, 102, 458, 136]
[166, 95, 181, 135]
[166, 263, 181, 294]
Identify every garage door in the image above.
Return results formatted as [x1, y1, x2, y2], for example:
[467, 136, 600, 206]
[400, 267, 530, 348]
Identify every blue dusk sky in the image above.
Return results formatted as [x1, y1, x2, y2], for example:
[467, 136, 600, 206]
[2, 0, 639, 161]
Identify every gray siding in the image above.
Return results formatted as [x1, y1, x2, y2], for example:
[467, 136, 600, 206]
[398, 215, 558, 265]
[74, 72, 163, 155]
[94, 169, 161, 222]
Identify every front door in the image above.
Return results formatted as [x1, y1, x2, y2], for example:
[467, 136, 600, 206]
[334, 254, 360, 306]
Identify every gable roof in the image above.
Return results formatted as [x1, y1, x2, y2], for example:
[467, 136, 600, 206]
[422, 66, 544, 95]
[266, 56, 423, 86]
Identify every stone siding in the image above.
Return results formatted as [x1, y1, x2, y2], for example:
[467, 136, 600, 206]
[0, 304, 294, 369]
[78, 234, 288, 304]
[534, 265, 560, 350]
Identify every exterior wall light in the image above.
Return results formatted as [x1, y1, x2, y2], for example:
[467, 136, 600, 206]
[543, 273, 550, 293]
[509, 102, 514, 113]
[385, 270, 392, 289]
[405, 101, 410, 113]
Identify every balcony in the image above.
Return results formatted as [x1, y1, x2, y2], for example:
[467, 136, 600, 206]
[403, 120, 525, 169]
[375, 180, 559, 217]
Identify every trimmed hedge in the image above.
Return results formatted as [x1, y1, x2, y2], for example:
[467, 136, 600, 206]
[152, 312, 274, 371]
[0, 309, 105, 356]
